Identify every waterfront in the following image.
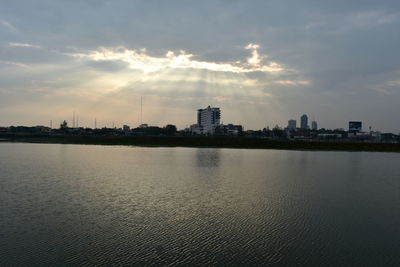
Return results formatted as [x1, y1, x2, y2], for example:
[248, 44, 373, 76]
[2, 134, 400, 152]
[0, 143, 399, 266]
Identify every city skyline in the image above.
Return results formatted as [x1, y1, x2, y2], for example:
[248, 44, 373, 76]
[0, 107, 382, 135]
[0, 102, 393, 134]
[1, 1, 400, 132]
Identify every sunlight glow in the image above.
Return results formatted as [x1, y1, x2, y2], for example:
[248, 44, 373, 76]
[68, 44, 284, 73]
[245, 43, 261, 65]
[8, 42, 40, 48]
[274, 80, 311, 85]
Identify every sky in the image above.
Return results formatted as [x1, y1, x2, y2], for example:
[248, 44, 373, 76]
[1, 0, 400, 132]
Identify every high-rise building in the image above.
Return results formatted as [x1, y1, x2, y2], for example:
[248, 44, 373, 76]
[196, 106, 221, 134]
[311, 121, 318, 131]
[287, 119, 297, 131]
[300, 114, 308, 129]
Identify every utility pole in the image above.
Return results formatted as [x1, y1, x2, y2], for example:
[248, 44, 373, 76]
[140, 96, 143, 125]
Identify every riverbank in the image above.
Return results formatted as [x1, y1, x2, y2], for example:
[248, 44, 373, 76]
[1, 134, 400, 152]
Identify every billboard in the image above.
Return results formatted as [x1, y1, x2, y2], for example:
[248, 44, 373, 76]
[349, 121, 362, 132]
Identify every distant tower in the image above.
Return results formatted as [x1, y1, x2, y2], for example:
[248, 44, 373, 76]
[311, 121, 318, 130]
[300, 114, 308, 129]
[287, 120, 296, 131]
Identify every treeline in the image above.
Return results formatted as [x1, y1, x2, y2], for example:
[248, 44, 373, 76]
[1, 135, 400, 152]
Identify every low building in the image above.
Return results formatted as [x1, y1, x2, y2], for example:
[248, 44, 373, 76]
[317, 133, 343, 139]
[349, 121, 362, 133]
[190, 124, 202, 135]
[215, 124, 243, 135]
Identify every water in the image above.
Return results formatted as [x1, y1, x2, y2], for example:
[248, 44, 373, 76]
[0, 143, 399, 266]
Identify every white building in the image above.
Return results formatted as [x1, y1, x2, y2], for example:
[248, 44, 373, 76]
[192, 106, 221, 135]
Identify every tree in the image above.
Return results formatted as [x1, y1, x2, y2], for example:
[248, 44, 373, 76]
[272, 125, 285, 138]
[60, 120, 68, 130]
[164, 124, 177, 135]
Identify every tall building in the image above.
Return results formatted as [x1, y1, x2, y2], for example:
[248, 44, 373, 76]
[195, 106, 221, 134]
[300, 114, 308, 129]
[287, 119, 297, 131]
[311, 121, 318, 131]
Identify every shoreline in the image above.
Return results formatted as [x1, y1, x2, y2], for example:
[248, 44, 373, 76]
[1, 134, 400, 152]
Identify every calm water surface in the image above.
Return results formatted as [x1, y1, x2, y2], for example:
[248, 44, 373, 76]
[0, 143, 399, 266]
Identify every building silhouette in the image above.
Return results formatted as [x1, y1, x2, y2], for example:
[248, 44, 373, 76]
[311, 121, 318, 130]
[349, 121, 362, 133]
[287, 119, 297, 131]
[300, 114, 308, 129]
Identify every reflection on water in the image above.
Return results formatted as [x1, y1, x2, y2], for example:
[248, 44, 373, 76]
[0, 143, 399, 266]
[196, 148, 220, 168]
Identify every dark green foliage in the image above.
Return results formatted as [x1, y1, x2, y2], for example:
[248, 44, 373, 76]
[60, 120, 68, 130]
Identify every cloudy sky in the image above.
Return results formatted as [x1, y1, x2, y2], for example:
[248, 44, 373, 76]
[1, 0, 400, 132]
